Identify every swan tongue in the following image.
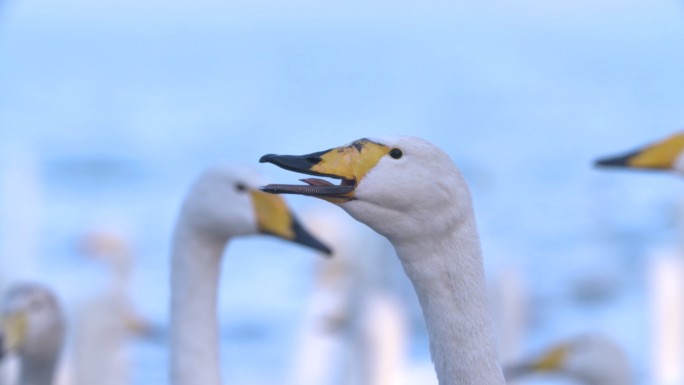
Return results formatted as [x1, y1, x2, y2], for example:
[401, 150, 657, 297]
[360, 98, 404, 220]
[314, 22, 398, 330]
[301, 178, 333, 187]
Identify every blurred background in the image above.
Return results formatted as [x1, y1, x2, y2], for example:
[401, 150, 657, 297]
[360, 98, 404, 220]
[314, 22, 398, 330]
[1, 0, 684, 384]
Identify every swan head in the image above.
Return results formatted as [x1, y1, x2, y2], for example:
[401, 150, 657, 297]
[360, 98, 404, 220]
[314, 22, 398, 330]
[179, 163, 331, 254]
[0, 283, 65, 361]
[78, 228, 132, 271]
[504, 334, 632, 385]
[260, 136, 470, 242]
[595, 132, 684, 173]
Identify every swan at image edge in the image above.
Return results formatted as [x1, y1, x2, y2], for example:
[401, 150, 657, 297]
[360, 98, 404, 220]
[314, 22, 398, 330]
[0, 282, 65, 385]
[595, 132, 684, 173]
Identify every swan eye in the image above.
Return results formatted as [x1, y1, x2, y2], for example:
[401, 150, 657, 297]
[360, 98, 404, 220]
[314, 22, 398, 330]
[389, 148, 403, 159]
[235, 183, 247, 192]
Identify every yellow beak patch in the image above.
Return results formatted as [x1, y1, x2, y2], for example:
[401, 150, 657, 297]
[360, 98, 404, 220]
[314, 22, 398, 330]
[627, 133, 684, 169]
[311, 139, 391, 183]
[1, 312, 28, 352]
[250, 189, 332, 255]
[251, 190, 295, 240]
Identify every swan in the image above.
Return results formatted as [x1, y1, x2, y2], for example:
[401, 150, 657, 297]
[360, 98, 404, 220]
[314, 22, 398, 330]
[290, 207, 408, 385]
[169, 163, 331, 385]
[259, 136, 506, 385]
[71, 229, 150, 385]
[503, 333, 632, 385]
[0, 282, 65, 385]
[595, 132, 684, 172]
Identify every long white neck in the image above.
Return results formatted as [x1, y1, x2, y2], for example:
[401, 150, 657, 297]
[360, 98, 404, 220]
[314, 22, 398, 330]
[170, 221, 226, 385]
[391, 212, 504, 385]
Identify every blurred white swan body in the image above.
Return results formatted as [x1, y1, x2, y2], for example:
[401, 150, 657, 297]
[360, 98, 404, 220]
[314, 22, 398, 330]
[291, 207, 407, 385]
[72, 230, 146, 385]
[261, 136, 505, 385]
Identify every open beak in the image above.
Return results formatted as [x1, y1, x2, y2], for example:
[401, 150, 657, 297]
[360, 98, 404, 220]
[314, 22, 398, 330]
[595, 133, 684, 170]
[251, 190, 332, 255]
[259, 138, 390, 203]
[0, 311, 28, 359]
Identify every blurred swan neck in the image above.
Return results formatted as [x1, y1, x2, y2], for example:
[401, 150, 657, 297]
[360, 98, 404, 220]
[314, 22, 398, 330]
[170, 222, 227, 385]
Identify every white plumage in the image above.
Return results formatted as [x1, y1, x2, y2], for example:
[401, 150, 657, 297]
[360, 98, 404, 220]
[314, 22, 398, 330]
[70, 229, 148, 385]
[290, 206, 408, 385]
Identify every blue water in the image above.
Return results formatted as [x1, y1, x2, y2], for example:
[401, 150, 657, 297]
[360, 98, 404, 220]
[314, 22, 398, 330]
[1, 1, 684, 383]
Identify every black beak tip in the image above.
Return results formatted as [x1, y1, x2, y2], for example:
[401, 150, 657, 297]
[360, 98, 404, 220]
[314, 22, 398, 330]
[305, 238, 334, 257]
[319, 244, 334, 257]
[259, 154, 278, 164]
[594, 155, 630, 168]
[291, 218, 334, 257]
[304, 234, 334, 257]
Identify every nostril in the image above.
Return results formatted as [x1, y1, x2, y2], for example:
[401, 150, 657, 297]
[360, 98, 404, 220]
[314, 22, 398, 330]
[306, 156, 322, 164]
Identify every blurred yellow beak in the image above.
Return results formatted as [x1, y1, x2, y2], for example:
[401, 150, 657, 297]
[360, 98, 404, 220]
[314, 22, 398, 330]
[250, 190, 332, 255]
[0, 311, 28, 356]
[503, 343, 570, 381]
[595, 133, 684, 170]
[533, 344, 569, 372]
